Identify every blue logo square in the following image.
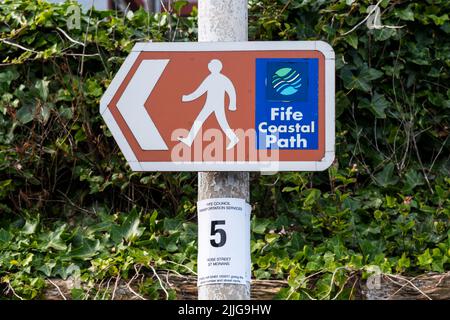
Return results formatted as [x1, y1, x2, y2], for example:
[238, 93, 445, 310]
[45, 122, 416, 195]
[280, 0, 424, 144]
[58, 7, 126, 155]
[255, 58, 319, 150]
[266, 61, 309, 102]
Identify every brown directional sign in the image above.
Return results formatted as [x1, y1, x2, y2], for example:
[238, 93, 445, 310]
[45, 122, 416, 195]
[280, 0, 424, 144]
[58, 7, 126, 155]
[100, 41, 335, 171]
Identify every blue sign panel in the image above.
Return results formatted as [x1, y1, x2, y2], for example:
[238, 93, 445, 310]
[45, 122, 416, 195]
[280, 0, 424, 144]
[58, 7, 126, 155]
[255, 58, 319, 150]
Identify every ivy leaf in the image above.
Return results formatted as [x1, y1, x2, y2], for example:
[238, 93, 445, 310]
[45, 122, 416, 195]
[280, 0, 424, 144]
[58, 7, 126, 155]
[179, 222, 196, 245]
[158, 234, 179, 252]
[0, 228, 12, 249]
[374, 163, 399, 187]
[396, 7, 414, 21]
[358, 92, 391, 118]
[71, 288, 86, 300]
[111, 209, 145, 244]
[16, 104, 35, 124]
[406, 42, 431, 65]
[417, 249, 433, 268]
[344, 33, 358, 49]
[59, 106, 73, 120]
[403, 170, 424, 192]
[336, 91, 351, 117]
[290, 233, 304, 251]
[396, 253, 411, 272]
[358, 239, 385, 258]
[54, 263, 80, 280]
[174, 0, 189, 15]
[34, 79, 49, 101]
[0, 68, 19, 91]
[38, 224, 67, 251]
[85, 78, 103, 97]
[66, 239, 101, 260]
[22, 217, 39, 235]
[149, 210, 158, 232]
[163, 218, 182, 234]
[265, 233, 280, 244]
[282, 186, 299, 193]
[315, 273, 332, 298]
[303, 188, 321, 207]
[429, 14, 449, 26]
[373, 28, 397, 41]
[0, 179, 12, 192]
[341, 65, 383, 93]
[37, 261, 56, 277]
[252, 218, 270, 235]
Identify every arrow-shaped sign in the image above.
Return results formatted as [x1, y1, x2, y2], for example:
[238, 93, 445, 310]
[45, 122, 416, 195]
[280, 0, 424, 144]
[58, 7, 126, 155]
[117, 59, 169, 150]
[101, 41, 335, 172]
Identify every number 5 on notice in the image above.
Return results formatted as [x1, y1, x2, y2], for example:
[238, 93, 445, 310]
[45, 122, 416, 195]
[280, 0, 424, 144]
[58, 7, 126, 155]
[210, 220, 227, 247]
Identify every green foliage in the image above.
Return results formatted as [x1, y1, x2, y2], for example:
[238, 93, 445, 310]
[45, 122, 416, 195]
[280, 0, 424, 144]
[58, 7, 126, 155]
[0, 209, 197, 299]
[0, 0, 449, 300]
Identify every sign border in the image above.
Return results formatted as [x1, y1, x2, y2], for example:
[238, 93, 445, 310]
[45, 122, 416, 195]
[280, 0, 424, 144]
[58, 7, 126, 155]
[100, 41, 335, 172]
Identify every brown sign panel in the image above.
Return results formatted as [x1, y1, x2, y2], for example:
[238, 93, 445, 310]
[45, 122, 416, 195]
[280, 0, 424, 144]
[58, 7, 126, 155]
[100, 41, 335, 171]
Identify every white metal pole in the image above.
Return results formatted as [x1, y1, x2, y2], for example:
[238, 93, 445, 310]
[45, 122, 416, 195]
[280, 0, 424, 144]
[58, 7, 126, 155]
[197, 0, 250, 300]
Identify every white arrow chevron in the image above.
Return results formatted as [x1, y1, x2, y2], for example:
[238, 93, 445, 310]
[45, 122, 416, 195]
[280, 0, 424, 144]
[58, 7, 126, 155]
[117, 59, 169, 150]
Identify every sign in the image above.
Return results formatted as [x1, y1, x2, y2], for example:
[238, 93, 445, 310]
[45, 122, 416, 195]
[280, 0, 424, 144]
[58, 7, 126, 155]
[197, 198, 251, 286]
[100, 41, 335, 172]
[256, 58, 319, 150]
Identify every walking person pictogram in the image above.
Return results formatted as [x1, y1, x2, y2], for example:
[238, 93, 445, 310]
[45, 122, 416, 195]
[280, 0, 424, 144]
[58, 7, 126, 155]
[178, 59, 239, 150]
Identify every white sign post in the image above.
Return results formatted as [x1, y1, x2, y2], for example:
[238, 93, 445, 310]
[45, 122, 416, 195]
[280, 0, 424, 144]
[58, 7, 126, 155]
[197, 0, 251, 300]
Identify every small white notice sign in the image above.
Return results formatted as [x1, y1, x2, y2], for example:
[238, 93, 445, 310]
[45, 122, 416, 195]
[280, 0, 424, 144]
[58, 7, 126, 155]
[197, 198, 251, 287]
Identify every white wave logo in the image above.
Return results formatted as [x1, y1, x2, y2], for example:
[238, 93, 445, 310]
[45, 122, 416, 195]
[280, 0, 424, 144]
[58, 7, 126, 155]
[271, 67, 302, 96]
